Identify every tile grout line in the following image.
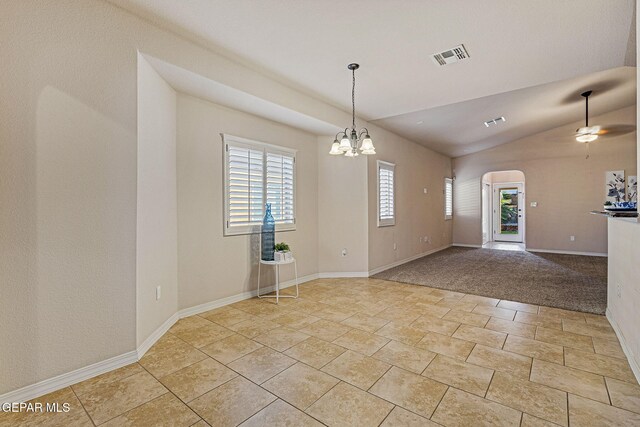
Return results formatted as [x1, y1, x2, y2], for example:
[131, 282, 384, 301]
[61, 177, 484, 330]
[68, 385, 97, 427]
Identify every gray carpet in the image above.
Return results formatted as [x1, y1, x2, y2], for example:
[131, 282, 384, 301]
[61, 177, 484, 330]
[373, 247, 608, 314]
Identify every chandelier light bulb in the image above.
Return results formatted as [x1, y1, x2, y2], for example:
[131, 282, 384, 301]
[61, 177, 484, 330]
[339, 135, 351, 152]
[329, 140, 342, 155]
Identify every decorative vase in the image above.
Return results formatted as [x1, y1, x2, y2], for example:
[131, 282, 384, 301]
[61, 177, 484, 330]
[261, 203, 275, 261]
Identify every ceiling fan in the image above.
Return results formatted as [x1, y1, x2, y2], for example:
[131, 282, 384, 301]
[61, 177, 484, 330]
[573, 90, 635, 159]
[574, 91, 602, 143]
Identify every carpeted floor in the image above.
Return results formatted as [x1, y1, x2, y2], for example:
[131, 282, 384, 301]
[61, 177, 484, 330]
[373, 247, 608, 314]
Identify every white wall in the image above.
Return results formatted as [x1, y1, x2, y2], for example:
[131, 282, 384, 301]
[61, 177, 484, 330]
[176, 94, 319, 309]
[136, 54, 178, 347]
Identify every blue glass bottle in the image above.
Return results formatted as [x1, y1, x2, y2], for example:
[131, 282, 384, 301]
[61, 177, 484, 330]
[261, 203, 275, 261]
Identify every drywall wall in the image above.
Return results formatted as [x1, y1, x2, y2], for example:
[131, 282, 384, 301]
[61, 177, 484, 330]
[452, 106, 637, 254]
[483, 170, 525, 184]
[367, 126, 453, 272]
[607, 218, 640, 380]
[1, 0, 140, 394]
[176, 94, 319, 309]
[317, 138, 369, 274]
[606, 18, 640, 383]
[136, 54, 178, 347]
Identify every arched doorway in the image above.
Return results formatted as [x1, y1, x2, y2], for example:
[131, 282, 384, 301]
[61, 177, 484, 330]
[481, 170, 525, 251]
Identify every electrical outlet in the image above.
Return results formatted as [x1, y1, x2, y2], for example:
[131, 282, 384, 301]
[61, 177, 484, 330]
[423, 188, 428, 194]
[530, 201, 538, 207]
[570, 236, 575, 242]
[341, 248, 348, 257]
[156, 286, 161, 301]
[393, 243, 397, 250]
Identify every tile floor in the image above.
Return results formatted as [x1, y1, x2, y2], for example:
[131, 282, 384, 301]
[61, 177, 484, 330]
[2, 278, 640, 426]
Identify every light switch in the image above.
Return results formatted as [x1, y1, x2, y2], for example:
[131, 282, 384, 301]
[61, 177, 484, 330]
[530, 202, 538, 207]
[423, 188, 428, 194]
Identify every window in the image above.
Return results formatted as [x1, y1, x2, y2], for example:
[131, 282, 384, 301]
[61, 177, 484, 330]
[444, 177, 453, 220]
[378, 160, 395, 227]
[223, 134, 296, 235]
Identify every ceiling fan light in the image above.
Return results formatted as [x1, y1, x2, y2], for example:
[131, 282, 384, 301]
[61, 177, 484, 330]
[576, 134, 598, 143]
[329, 140, 342, 155]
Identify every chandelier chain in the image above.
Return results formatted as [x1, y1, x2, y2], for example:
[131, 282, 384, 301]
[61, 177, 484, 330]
[352, 68, 356, 129]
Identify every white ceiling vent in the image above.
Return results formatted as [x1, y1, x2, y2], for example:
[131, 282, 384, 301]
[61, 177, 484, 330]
[431, 44, 470, 66]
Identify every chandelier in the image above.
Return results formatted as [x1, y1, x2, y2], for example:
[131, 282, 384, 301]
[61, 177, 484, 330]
[329, 63, 376, 157]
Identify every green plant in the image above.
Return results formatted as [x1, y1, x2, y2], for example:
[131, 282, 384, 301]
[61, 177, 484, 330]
[274, 242, 290, 252]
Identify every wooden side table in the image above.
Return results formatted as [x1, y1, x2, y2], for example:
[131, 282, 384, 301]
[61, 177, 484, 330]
[257, 257, 299, 304]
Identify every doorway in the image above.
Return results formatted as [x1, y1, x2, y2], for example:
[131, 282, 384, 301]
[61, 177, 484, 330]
[481, 170, 525, 249]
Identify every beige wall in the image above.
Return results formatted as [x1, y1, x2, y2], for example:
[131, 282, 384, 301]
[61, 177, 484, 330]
[453, 106, 637, 254]
[367, 127, 453, 272]
[136, 54, 178, 347]
[317, 139, 369, 274]
[177, 94, 319, 309]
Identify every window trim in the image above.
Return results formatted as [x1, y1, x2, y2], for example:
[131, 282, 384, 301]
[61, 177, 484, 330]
[444, 177, 453, 220]
[222, 134, 297, 236]
[377, 160, 396, 227]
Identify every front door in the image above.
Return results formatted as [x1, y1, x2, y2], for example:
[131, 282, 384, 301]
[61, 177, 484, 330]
[493, 183, 524, 242]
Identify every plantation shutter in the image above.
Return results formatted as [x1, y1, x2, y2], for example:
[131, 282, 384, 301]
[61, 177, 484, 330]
[223, 134, 297, 235]
[226, 144, 264, 228]
[266, 152, 295, 224]
[378, 161, 395, 226]
[445, 178, 453, 219]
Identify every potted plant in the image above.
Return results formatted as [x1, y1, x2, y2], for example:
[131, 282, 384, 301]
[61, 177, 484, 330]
[274, 242, 292, 262]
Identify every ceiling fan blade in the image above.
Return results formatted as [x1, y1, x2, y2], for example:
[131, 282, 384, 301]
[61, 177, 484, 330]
[597, 124, 636, 137]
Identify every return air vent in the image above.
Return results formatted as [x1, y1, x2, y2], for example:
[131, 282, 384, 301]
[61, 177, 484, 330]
[431, 44, 470, 66]
[484, 116, 506, 127]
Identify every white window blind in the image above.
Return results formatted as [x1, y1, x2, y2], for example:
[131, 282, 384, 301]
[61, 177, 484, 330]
[378, 161, 395, 227]
[223, 135, 296, 235]
[445, 178, 453, 220]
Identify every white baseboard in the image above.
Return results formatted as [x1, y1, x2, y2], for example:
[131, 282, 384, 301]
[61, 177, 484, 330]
[0, 351, 138, 405]
[1, 273, 319, 404]
[318, 272, 369, 278]
[526, 248, 608, 257]
[136, 312, 179, 359]
[368, 244, 452, 276]
[177, 273, 319, 319]
[452, 243, 482, 248]
[606, 308, 640, 384]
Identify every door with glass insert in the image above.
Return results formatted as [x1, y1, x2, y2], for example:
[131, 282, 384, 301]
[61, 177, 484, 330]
[493, 183, 523, 242]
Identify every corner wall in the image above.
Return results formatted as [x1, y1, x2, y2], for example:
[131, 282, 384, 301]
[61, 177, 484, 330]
[177, 94, 319, 310]
[453, 106, 637, 254]
[367, 127, 453, 273]
[136, 54, 178, 347]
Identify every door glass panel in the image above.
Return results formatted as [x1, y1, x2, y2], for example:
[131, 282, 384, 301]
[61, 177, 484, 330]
[500, 188, 518, 234]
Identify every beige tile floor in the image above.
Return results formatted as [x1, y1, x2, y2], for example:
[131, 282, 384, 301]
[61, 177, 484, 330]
[3, 278, 640, 426]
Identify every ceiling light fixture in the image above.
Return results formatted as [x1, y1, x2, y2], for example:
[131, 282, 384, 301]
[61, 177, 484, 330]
[329, 63, 376, 157]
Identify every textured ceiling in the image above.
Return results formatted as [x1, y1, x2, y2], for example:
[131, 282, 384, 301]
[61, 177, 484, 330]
[109, 0, 635, 155]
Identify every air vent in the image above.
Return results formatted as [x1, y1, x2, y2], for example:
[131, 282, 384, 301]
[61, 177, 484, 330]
[431, 44, 470, 66]
[484, 116, 506, 127]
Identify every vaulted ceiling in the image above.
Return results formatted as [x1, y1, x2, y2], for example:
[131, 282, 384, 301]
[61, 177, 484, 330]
[109, 0, 636, 156]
